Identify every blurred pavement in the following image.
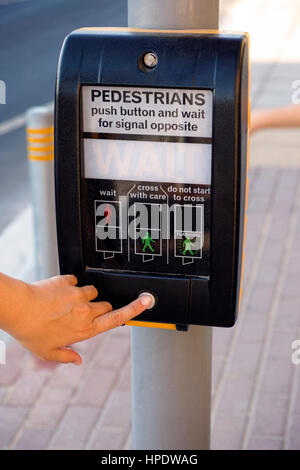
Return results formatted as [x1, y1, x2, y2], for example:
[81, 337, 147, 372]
[0, 0, 300, 450]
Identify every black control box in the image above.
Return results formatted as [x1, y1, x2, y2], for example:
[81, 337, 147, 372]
[55, 28, 249, 329]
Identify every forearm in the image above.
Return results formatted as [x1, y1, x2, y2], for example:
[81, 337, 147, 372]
[251, 105, 300, 133]
[0, 273, 30, 334]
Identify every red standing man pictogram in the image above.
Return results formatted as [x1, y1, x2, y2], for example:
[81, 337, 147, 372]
[104, 204, 113, 225]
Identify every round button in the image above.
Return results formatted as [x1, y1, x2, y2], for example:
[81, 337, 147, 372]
[138, 292, 157, 310]
[143, 52, 158, 69]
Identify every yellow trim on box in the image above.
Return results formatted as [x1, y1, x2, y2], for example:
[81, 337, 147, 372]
[126, 321, 176, 330]
[78, 28, 251, 43]
[79, 27, 220, 34]
[78, 28, 250, 40]
[238, 34, 251, 314]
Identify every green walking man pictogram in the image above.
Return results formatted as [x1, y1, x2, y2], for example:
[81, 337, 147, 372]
[182, 237, 195, 256]
[142, 231, 155, 253]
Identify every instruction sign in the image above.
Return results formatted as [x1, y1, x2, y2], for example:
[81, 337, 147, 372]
[82, 85, 213, 138]
[81, 85, 212, 276]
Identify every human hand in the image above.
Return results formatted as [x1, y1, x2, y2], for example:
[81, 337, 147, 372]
[3, 274, 151, 365]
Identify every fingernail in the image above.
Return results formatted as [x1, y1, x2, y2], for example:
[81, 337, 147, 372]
[139, 295, 152, 306]
[73, 360, 82, 366]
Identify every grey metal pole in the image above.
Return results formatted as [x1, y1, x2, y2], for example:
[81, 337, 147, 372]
[129, 0, 219, 450]
[128, 0, 219, 30]
[26, 105, 59, 280]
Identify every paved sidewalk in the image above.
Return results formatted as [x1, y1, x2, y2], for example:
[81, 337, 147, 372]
[1, 0, 300, 450]
[1, 164, 300, 450]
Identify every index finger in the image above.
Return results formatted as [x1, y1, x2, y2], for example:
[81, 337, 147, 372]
[93, 296, 152, 334]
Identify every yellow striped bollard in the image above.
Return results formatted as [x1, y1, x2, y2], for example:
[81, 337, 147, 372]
[26, 106, 59, 280]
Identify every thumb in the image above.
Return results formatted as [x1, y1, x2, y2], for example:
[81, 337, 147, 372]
[48, 348, 82, 365]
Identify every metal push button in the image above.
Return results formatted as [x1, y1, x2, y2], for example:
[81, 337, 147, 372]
[138, 292, 157, 310]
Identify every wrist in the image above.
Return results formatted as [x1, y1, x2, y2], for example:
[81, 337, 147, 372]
[0, 273, 32, 335]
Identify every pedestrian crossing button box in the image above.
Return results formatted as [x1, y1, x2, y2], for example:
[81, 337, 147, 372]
[55, 28, 249, 329]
